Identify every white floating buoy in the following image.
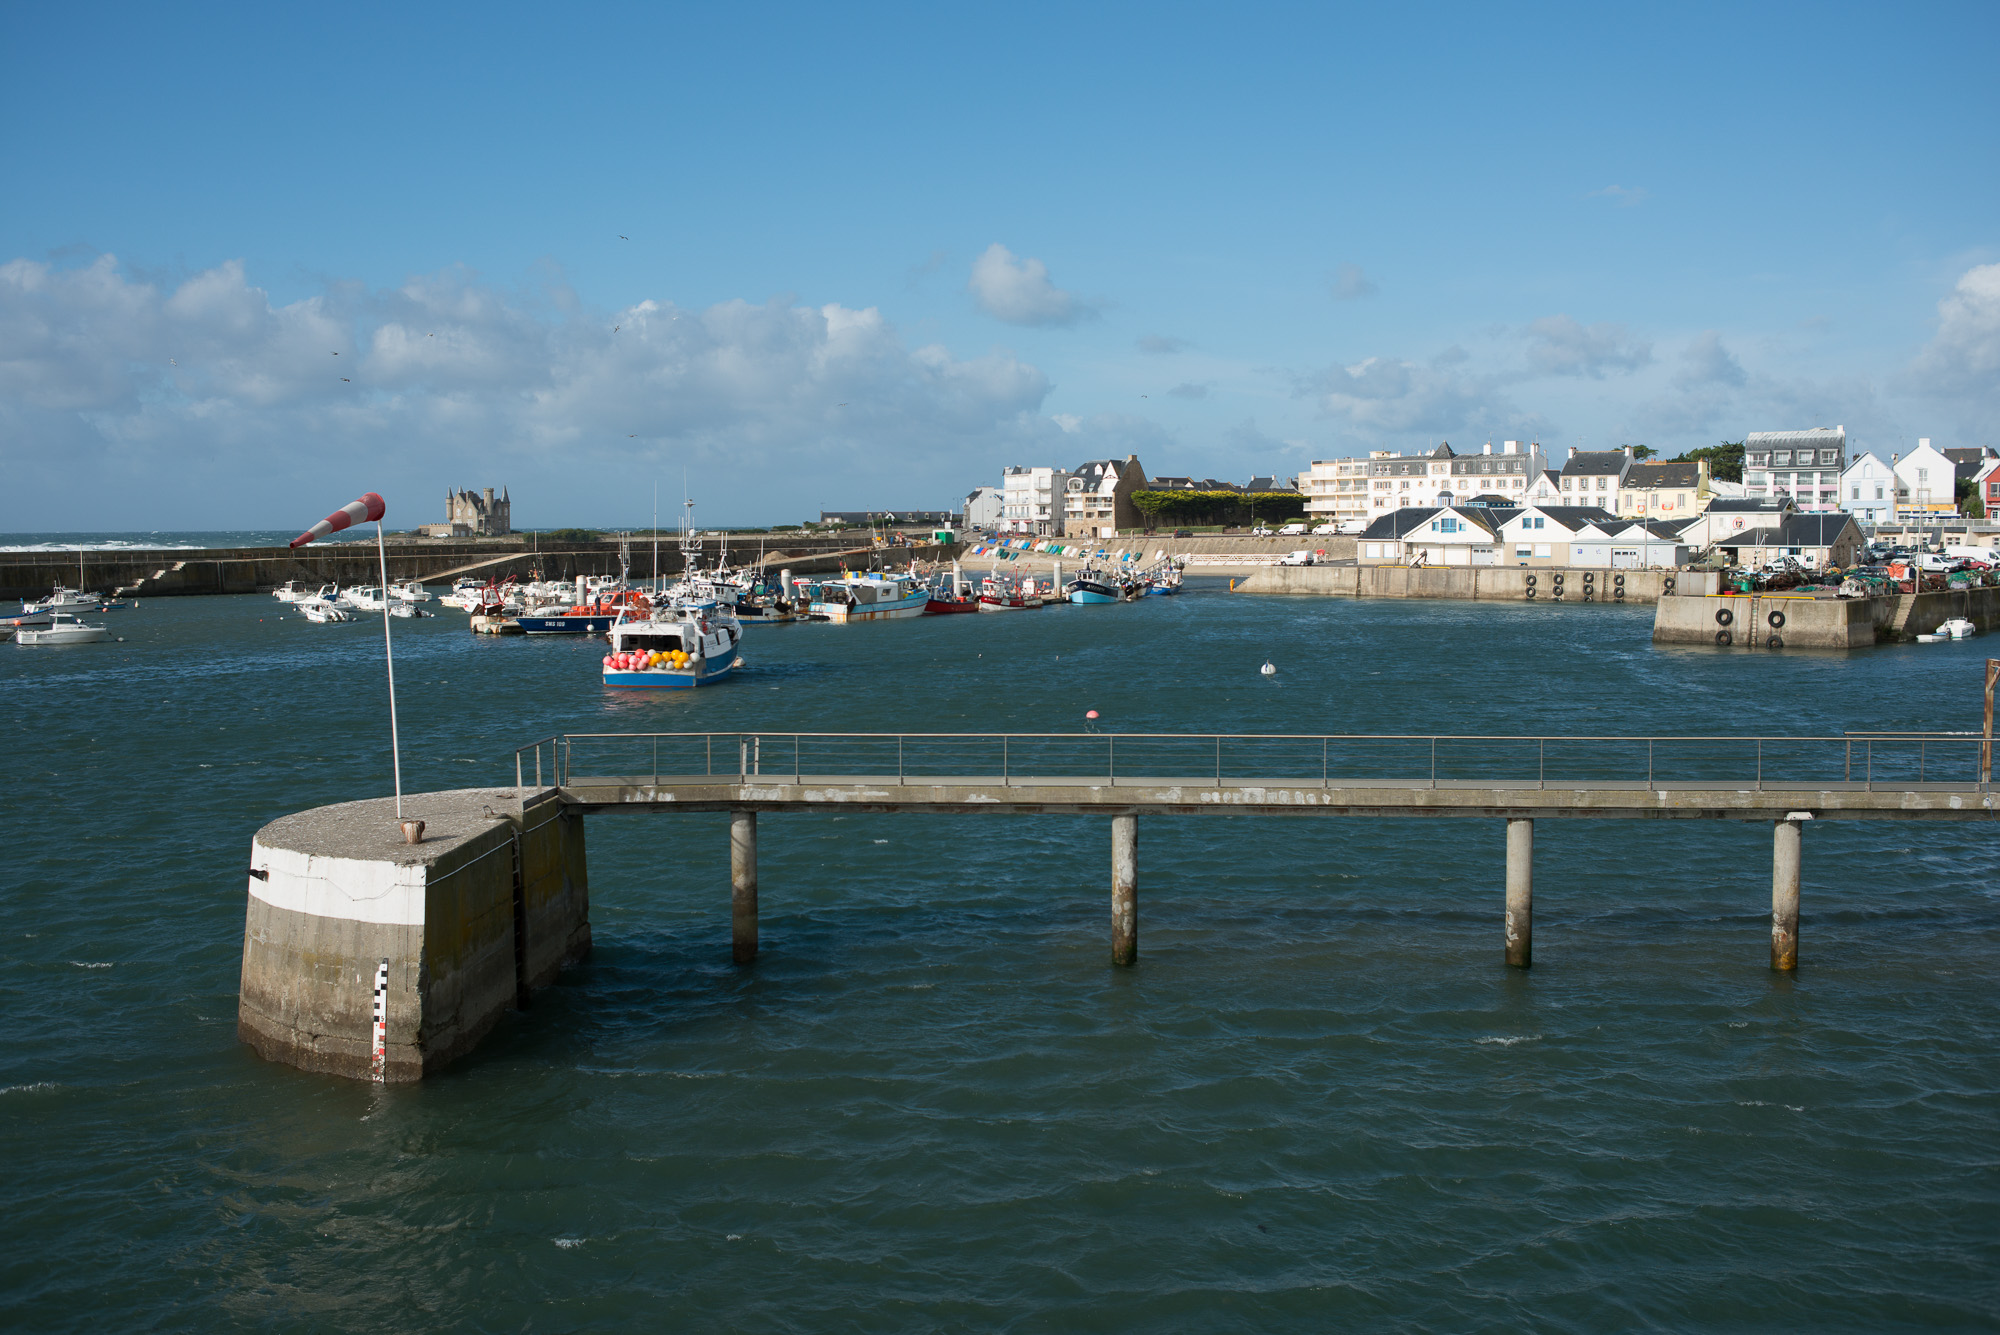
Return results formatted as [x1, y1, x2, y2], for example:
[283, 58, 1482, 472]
[1260, 661, 1276, 675]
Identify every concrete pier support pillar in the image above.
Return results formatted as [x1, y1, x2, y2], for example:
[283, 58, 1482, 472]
[1505, 817, 1533, 969]
[1111, 814, 1137, 966]
[1771, 818, 1801, 971]
[731, 809, 758, 964]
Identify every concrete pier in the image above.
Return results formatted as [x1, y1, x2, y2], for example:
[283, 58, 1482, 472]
[1505, 818, 1533, 968]
[1111, 814, 1137, 966]
[1772, 818, 1802, 971]
[732, 810, 759, 964]
[238, 788, 589, 1082]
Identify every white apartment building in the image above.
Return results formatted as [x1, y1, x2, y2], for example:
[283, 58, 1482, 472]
[1303, 441, 1546, 519]
[1000, 465, 1071, 535]
[1838, 453, 1896, 525]
[1893, 438, 1957, 519]
[1743, 426, 1845, 512]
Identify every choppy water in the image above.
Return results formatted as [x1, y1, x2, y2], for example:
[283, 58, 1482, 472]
[4, 584, 1997, 1330]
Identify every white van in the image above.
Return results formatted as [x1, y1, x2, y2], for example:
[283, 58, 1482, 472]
[1279, 549, 1315, 566]
[1945, 544, 1998, 564]
[1278, 522, 1308, 536]
[1336, 519, 1368, 535]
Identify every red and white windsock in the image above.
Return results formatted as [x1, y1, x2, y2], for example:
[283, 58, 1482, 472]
[291, 492, 386, 548]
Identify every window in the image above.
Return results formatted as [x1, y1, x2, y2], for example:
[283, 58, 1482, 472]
[1821, 451, 1838, 464]
[1876, 486, 1884, 500]
[1562, 477, 1573, 491]
[1774, 451, 1792, 465]
[1534, 544, 1551, 558]
[1597, 477, 1607, 490]
[1515, 545, 1532, 558]
[1749, 453, 1768, 466]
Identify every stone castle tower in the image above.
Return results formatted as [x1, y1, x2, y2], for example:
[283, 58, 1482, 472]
[446, 485, 511, 536]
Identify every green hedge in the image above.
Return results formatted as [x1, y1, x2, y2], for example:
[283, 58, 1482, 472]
[1131, 490, 1307, 525]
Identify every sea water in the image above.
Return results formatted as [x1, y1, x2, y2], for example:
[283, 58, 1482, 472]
[2, 582, 1996, 1329]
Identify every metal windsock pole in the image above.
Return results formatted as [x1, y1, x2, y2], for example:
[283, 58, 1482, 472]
[291, 492, 404, 820]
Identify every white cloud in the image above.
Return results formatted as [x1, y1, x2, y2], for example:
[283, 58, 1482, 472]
[1910, 262, 2000, 397]
[967, 243, 1092, 327]
[0, 255, 1055, 527]
[1308, 353, 1492, 434]
[1674, 331, 1747, 389]
[1332, 264, 1378, 300]
[1136, 335, 1187, 355]
[1523, 315, 1652, 378]
[1591, 185, 1648, 207]
[1166, 381, 1209, 399]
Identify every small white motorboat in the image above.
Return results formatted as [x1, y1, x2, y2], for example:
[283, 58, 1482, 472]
[272, 580, 311, 603]
[388, 603, 433, 618]
[389, 580, 432, 603]
[339, 585, 390, 611]
[298, 597, 357, 624]
[16, 613, 111, 645]
[1938, 618, 1978, 640]
[23, 583, 105, 614]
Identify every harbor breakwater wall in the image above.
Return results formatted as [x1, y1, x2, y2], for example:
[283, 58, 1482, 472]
[1652, 585, 2000, 650]
[238, 788, 589, 1082]
[1233, 565, 1719, 604]
[1, 536, 934, 601]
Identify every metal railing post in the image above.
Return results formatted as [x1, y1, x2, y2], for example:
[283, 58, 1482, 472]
[707, 735, 713, 776]
[1322, 737, 1328, 789]
[1216, 735, 1222, 785]
[795, 734, 801, 785]
[1538, 739, 1545, 791]
[1108, 734, 1115, 787]
[653, 735, 659, 784]
[1844, 739, 1851, 785]
[516, 751, 523, 788]
[739, 737, 747, 779]
[1866, 739, 1872, 792]
[1430, 736, 1438, 790]
[1647, 740, 1653, 790]
[1755, 739, 1762, 791]
[535, 747, 542, 789]
[898, 735, 904, 784]
[1003, 735, 1009, 786]
[1920, 740, 1926, 783]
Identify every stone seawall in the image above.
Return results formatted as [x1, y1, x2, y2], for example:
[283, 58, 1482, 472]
[1652, 585, 2000, 650]
[238, 787, 589, 1082]
[1233, 564, 1717, 604]
[2, 535, 924, 601]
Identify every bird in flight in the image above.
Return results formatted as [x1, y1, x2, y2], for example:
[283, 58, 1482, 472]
[619, 235, 629, 240]
[169, 358, 176, 366]
[341, 377, 351, 382]
[613, 325, 620, 332]
[331, 351, 339, 355]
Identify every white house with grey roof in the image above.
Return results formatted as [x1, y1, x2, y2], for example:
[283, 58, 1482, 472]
[1355, 505, 1511, 565]
[1494, 505, 1625, 566]
[1838, 453, 1895, 525]
[1558, 448, 1633, 504]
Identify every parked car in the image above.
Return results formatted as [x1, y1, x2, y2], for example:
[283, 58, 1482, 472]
[1172, 529, 1193, 538]
[1278, 522, 1308, 536]
[1251, 525, 1273, 536]
[1279, 549, 1315, 566]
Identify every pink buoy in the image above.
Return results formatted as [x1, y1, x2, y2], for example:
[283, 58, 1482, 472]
[1086, 710, 1099, 719]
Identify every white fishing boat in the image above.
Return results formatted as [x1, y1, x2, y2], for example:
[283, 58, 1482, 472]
[338, 585, 390, 611]
[1938, 617, 1978, 640]
[808, 571, 932, 622]
[439, 578, 486, 610]
[389, 580, 431, 603]
[603, 603, 742, 688]
[16, 612, 111, 645]
[23, 583, 105, 614]
[298, 597, 357, 624]
[272, 580, 312, 603]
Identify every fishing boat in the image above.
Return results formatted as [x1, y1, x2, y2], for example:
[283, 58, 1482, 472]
[1064, 564, 1137, 604]
[23, 583, 106, 614]
[297, 597, 357, 624]
[338, 585, 391, 611]
[15, 612, 111, 645]
[1140, 557, 1184, 595]
[439, 578, 487, 610]
[924, 561, 978, 614]
[389, 580, 432, 603]
[272, 580, 312, 603]
[978, 573, 1044, 611]
[809, 571, 932, 622]
[603, 604, 742, 688]
[517, 588, 652, 634]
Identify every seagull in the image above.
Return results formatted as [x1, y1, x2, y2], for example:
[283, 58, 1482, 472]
[341, 377, 351, 382]
[331, 351, 339, 355]
[613, 325, 620, 332]
[619, 235, 629, 240]
[169, 358, 176, 366]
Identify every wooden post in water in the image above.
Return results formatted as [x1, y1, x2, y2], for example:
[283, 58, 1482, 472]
[1111, 814, 1137, 965]
[1505, 818, 1533, 968]
[1771, 817, 1802, 971]
[731, 809, 758, 964]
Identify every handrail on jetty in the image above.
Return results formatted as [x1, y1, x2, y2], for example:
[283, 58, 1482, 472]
[512, 730, 1996, 796]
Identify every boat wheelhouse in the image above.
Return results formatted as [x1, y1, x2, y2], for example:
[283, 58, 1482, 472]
[807, 572, 931, 622]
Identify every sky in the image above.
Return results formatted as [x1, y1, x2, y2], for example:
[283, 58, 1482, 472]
[2, 0, 1996, 531]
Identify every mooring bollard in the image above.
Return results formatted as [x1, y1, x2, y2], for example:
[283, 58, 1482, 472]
[1505, 817, 1533, 968]
[1111, 814, 1137, 966]
[731, 809, 758, 964]
[1772, 815, 1804, 971]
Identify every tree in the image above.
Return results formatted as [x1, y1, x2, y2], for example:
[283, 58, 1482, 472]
[1628, 445, 1659, 460]
[1671, 440, 1745, 482]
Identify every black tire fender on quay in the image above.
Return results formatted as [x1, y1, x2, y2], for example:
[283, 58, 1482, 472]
[1716, 629, 1733, 646]
[1662, 577, 1677, 594]
[1768, 609, 1786, 629]
[1716, 607, 1735, 626]
[1526, 588, 1537, 600]
[1766, 634, 1784, 649]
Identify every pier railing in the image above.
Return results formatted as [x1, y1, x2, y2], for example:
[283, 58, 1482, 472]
[511, 731, 1994, 794]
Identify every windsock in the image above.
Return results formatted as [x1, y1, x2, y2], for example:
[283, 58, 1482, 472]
[291, 493, 386, 548]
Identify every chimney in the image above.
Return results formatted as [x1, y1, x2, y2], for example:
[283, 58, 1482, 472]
[1918, 438, 1930, 451]
[484, 487, 494, 507]
[1623, 445, 1633, 459]
[1503, 440, 1518, 455]
[1483, 441, 1492, 455]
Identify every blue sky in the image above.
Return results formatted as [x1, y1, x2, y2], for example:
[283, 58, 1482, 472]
[3, 1, 1996, 530]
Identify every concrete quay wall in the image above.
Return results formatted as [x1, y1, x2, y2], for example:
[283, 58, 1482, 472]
[1652, 584, 2000, 650]
[238, 787, 588, 1082]
[1233, 564, 1718, 604]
